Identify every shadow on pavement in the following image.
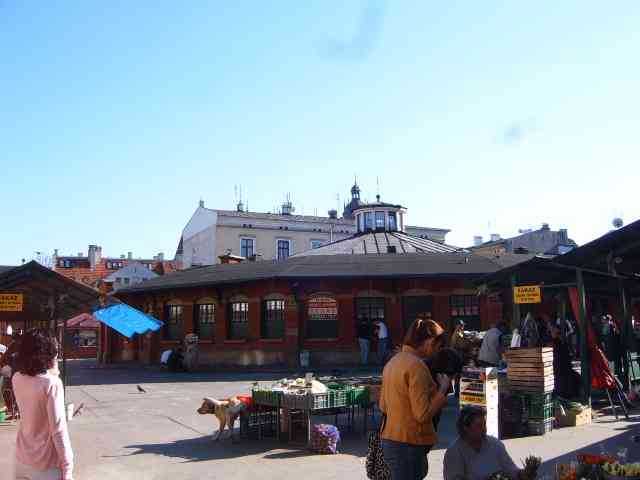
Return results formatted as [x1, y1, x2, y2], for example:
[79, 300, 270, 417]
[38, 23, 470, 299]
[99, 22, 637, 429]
[537, 424, 640, 476]
[119, 430, 369, 463]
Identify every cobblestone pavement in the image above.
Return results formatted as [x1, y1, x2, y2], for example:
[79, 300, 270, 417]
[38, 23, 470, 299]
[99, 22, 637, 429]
[1, 360, 639, 480]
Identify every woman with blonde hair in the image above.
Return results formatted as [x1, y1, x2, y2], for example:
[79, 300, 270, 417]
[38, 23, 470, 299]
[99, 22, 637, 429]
[379, 318, 451, 480]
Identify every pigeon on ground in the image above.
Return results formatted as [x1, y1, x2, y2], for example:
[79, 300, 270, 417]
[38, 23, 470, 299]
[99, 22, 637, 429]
[137, 385, 147, 393]
[73, 403, 85, 417]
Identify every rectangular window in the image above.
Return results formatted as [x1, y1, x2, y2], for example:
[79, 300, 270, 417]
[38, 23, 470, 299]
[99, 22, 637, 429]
[357, 214, 364, 232]
[261, 299, 285, 339]
[196, 304, 215, 339]
[310, 240, 323, 249]
[228, 302, 249, 340]
[164, 305, 183, 340]
[306, 296, 338, 339]
[241, 238, 255, 258]
[277, 240, 291, 260]
[388, 212, 397, 231]
[356, 298, 385, 329]
[375, 211, 385, 229]
[450, 295, 480, 331]
[364, 212, 374, 231]
[123, 278, 130, 285]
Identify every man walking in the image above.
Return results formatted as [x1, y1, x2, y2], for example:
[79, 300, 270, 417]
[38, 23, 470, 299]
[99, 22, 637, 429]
[356, 320, 370, 365]
[478, 322, 506, 367]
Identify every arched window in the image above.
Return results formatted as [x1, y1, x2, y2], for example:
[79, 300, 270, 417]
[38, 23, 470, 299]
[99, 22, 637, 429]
[306, 295, 338, 339]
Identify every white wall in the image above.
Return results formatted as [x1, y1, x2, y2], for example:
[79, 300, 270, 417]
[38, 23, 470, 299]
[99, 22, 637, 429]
[183, 224, 217, 267]
[183, 207, 218, 241]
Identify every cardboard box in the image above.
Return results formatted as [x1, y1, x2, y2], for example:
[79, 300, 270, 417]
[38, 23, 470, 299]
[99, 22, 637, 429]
[557, 407, 592, 427]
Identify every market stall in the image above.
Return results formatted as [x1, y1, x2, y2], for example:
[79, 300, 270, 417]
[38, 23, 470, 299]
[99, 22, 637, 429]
[250, 374, 380, 447]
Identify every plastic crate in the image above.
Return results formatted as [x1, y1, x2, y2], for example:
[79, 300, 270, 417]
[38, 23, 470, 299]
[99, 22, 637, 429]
[310, 390, 349, 410]
[252, 389, 281, 407]
[500, 394, 524, 423]
[527, 418, 553, 435]
[527, 402, 554, 420]
[524, 392, 553, 405]
[348, 386, 370, 407]
[240, 408, 279, 440]
[281, 391, 313, 410]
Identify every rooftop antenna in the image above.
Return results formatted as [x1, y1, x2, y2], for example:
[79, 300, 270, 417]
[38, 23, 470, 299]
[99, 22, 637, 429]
[376, 176, 380, 202]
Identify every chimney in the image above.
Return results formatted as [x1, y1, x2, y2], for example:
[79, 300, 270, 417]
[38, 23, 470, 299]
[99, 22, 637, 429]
[328, 209, 338, 219]
[199, 199, 205, 208]
[88, 245, 102, 270]
[490, 234, 501, 242]
[473, 236, 483, 247]
[127, 252, 133, 260]
[558, 228, 568, 244]
[541, 223, 550, 231]
[157, 252, 164, 261]
[53, 249, 59, 257]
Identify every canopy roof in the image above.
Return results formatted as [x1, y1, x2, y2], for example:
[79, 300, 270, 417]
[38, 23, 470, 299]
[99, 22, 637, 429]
[0, 261, 101, 319]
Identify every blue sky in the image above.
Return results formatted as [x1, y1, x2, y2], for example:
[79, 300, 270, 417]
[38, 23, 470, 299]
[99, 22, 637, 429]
[2, 1, 639, 265]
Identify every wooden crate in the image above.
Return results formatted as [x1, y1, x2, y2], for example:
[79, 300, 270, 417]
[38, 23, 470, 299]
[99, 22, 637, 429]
[505, 347, 553, 360]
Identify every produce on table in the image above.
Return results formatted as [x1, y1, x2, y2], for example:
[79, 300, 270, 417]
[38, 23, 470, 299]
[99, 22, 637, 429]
[577, 454, 617, 466]
[602, 461, 640, 477]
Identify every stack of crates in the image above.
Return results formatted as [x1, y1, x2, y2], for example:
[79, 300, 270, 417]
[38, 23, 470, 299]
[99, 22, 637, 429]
[499, 394, 527, 438]
[521, 392, 554, 435]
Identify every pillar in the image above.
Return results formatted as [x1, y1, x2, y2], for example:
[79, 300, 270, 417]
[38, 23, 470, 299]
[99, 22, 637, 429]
[576, 268, 591, 406]
[285, 295, 300, 368]
[183, 304, 195, 337]
[216, 299, 227, 343]
[511, 274, 520, 330]
[619, 279, 632, 389]
[248, 298, 261, 341]
[388, 296, 402, 347]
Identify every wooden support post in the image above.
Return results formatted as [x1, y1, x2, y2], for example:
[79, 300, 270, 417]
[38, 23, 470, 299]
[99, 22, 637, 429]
[511, 274, 520, 330]
[618, 278, 631, 389]
[576, 268, 591, 406]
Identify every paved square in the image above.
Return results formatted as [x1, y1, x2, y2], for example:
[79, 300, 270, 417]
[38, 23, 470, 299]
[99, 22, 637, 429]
[1, 361, 638, 480]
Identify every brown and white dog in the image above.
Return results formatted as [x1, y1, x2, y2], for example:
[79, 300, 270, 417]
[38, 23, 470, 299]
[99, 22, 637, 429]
[197, 397, 246, 441]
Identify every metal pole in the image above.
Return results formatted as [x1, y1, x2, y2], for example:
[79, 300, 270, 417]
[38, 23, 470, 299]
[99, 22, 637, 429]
[576, 268, 591, 406]
[511, 274, 520, 330]
[618, 278, 631, 390]
[62, 315, 67, 398]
